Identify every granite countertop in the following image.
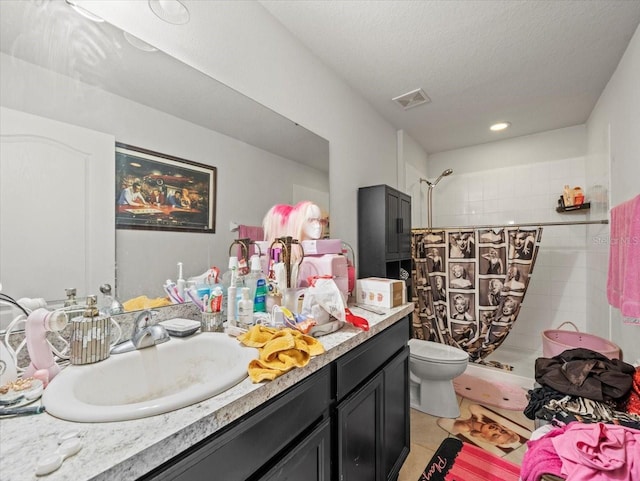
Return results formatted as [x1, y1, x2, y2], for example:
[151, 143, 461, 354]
[0, 303, 413, 481]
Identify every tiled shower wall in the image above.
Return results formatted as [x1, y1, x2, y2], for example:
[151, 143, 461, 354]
[429, 156, 593, 353]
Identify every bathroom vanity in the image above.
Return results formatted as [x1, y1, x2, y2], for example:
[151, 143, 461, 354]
[0, 304, 412, 481]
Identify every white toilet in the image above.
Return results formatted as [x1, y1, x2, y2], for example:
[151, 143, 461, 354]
[408, 339, 469, 418]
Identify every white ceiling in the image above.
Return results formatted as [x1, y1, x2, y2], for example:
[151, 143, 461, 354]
[260, 0, 640, 154]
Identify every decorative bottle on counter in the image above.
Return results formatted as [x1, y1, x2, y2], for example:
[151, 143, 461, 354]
[69, 295, 121, 365]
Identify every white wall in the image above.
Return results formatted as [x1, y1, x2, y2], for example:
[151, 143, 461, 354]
[586, 24, 640, 363]
[428, 126, 591, 352]
[398, 130, 429, 228]
[76, 0, 400, 254]
[1, 53, 328, 300]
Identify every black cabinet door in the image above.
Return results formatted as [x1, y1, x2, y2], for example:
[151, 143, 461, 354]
[398, 193, 411, 258]
[258, 418, 331, 481]
[382, 348, 410, 481]
[337, 373, 384, 481]
[385, 188, 400, 259]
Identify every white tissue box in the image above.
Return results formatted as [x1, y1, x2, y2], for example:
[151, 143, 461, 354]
[356, 278, 406, 308]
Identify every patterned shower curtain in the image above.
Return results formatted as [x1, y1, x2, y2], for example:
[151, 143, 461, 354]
[411, 227, 543, 364]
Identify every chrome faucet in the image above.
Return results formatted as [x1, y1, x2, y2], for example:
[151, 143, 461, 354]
[111, 310, 170, 354]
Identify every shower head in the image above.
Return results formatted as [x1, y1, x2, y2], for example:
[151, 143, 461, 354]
[421, 168, 453, 187]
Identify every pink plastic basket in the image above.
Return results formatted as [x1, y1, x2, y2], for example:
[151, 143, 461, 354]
[541, 321, 621, 359]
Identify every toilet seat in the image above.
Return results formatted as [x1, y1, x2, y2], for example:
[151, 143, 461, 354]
[409, 339, 468, 364]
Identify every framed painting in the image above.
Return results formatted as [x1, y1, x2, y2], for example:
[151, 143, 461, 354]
[115, 143, 216, 233]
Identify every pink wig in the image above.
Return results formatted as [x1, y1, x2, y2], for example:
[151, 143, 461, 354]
[262, 203, 294, 243]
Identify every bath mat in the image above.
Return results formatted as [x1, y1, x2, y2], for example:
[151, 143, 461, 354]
[437, 402, 531, 457]
[418, 437, 520, 481]
[453, 373, 528, 411]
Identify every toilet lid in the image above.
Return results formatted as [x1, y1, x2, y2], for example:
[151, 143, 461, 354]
[409, 339, 469, 363]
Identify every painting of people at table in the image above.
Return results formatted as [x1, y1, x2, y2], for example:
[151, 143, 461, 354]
[117, 181, 148, 206]
[115, 143, 216, 232]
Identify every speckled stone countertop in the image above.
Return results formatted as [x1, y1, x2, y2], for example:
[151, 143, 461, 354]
[0, 303, 413, 481]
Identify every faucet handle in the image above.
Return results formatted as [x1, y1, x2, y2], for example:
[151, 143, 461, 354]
[133, 309, 159, 333]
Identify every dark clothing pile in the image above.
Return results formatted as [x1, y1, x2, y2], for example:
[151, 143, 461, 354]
[534, 348, 635, 402]
[525, 348, 640, 428]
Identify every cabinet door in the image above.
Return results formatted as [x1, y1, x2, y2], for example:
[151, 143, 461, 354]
[337, 373, 384, 481]
[398, 193, 412, 257]
[382, 348, 410, 481]
[385, 188, 400, 259]
[259, 418, 331, 481]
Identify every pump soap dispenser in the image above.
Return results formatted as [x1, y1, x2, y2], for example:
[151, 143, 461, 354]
[69, 295, 122, 365]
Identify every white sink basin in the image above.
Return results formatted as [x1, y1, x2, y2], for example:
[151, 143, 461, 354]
[43, 333, 258, 422]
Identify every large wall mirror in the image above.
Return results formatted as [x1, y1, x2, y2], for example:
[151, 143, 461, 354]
[0, 0, 329, 329]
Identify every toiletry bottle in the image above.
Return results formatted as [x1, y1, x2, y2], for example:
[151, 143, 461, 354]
[237, 287, 254, 328]
[227, 286, 237, 325]
[224, 256, 247, 317]
[247, 255, 267, 313]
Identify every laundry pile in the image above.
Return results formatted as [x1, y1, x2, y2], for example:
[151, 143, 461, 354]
[521, 348, 640, 481]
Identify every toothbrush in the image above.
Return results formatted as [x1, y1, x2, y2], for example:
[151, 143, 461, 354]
[177, 262, 186, 299]
[185, 288, 204, 311]
[163, 281, 184, 304]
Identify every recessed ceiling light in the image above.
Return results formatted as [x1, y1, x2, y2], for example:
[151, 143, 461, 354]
[490, 122, 511, 131]
[65, 0, 105, 23]
[148, 0, 190, 25]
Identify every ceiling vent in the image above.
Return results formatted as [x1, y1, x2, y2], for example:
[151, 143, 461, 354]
[392, 88, 431, 110]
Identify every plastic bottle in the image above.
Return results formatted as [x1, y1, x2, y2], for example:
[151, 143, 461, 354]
[237, 287, 254, 328]
[227, 286, 237, 325]
[247, 255, 268, 313]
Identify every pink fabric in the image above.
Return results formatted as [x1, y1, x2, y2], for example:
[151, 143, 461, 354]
[607, 194, 640, 319]
[521, 425, 567, 481]
[238, 225, 264, 257]
[551, 422, 640, 480]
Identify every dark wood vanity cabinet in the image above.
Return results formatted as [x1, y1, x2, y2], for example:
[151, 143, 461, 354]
[336, 318, 410, 481]
[142, 317, 410, 481]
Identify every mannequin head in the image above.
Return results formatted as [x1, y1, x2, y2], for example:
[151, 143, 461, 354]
[289, 201, 323, 241]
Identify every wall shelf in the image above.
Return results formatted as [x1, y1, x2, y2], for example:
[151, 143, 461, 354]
[556, 202, 591, 213]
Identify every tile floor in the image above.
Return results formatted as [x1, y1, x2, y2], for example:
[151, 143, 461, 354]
[398, 396, 534, 481]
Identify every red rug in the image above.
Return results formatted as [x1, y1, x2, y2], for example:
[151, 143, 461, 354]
[453, 373, 528, 411]
[419, 438, 520, 481]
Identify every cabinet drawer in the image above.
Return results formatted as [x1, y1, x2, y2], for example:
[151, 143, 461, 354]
[335, 317, 409, 401]
[145, 367, 331, 481]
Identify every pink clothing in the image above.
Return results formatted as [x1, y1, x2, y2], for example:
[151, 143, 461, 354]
[551, 422, 640, 480]
[607, 194, 640, 320]
[521, 425, 566, 481]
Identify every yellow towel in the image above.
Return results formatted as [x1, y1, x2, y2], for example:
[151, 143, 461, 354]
[238, 326, 325, 382]
[122, 295, 172, 311]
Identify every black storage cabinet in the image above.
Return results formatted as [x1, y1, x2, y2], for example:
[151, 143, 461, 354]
[357, 185, 412, 291]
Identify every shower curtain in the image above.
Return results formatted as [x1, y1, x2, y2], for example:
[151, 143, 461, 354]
[411, 227, 543, 364]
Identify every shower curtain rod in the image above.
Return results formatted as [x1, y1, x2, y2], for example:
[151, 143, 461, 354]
[422, 219, 608, 230]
